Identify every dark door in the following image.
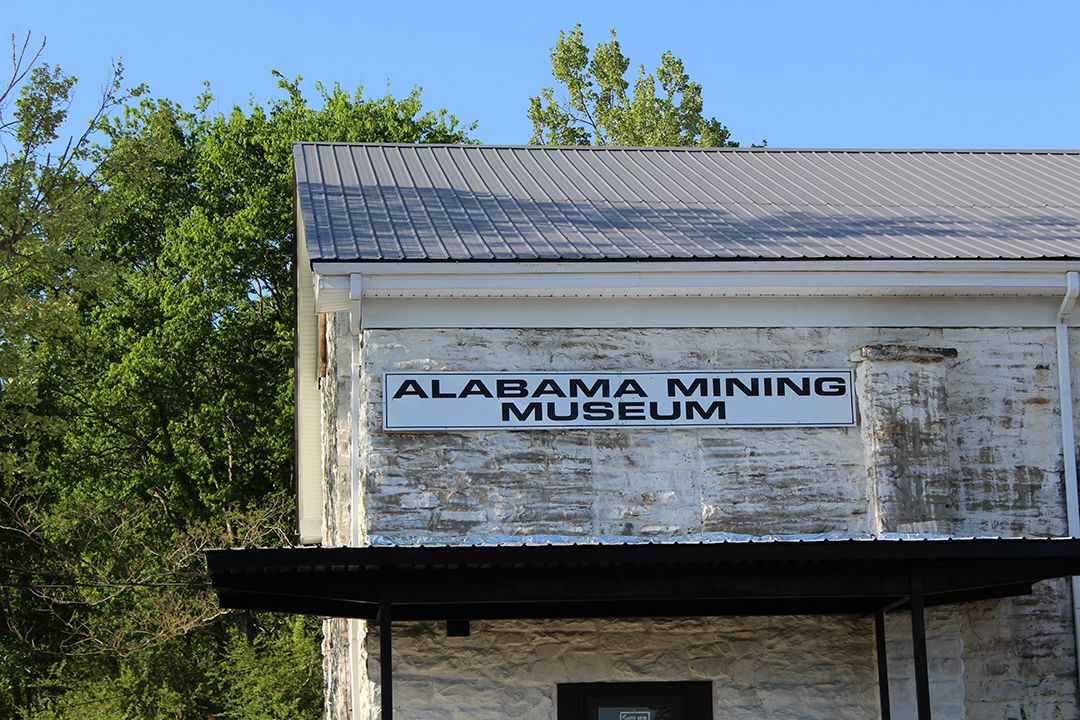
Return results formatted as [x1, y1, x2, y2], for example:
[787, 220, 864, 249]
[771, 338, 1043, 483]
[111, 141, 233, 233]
[558, 682, 713, 720]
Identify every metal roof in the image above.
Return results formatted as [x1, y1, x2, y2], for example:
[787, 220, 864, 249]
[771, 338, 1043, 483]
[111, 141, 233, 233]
[294, 143, 1080, 263]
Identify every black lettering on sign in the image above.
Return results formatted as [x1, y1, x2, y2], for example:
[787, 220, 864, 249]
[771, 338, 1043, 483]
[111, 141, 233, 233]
[686, 400, 726, 420]
[723, 377, 759, 397]
[501, 402, 542, 421]
[668, 377, 707, 397]
[532, 379, 567, 398]
[776, 376, 811, 396]
[569, 378, 610, 398]
[547, 402, 578, 421]
[582, 401, 615, 420]
[649, 401, 682, 420]
[430, 379, 456, 398]
[613, 379, 647, 398]
[814, 376, 847, 396]
[496, 379, 528, 398]
[392, 379, 428, 400]
[459, 379, 493, 398]
[388, 371, 851, 429]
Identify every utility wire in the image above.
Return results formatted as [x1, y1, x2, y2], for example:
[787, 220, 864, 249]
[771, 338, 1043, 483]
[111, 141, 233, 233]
[0, 581, 212, 589]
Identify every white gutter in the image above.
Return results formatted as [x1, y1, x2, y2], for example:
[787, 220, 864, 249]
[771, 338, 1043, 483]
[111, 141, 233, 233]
[311, 264, 1078, 313]
[1056, 272, 1080, 691]
[312, 259, 1080, 276]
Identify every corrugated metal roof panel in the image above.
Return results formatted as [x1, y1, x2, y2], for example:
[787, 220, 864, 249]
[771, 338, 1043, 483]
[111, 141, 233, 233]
[294, 144, 1080, 262]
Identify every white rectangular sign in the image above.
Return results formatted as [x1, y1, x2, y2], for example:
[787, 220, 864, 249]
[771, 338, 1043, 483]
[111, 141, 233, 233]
[383, 370, 855, 431]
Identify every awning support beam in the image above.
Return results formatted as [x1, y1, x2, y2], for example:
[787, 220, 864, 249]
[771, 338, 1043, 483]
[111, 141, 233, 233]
[910, 568, 932, 720]
[875, 609, 891, 720]
[379, 601, 393, 720]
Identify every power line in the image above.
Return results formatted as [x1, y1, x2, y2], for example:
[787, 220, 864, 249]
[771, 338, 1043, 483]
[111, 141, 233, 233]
[0, 581, 211, 589]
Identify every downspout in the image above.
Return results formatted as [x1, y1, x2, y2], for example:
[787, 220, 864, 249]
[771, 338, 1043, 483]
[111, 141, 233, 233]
[1056, 271, 1080, 689]
[350, 272, 363, 547]
[349, 273, 363, 720]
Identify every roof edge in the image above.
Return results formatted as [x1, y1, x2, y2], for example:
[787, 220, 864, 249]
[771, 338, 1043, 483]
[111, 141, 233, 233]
[292, 141, 1080, 155]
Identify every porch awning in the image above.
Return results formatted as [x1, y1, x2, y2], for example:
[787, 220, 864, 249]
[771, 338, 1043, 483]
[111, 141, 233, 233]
[205, 536, 1080, 620]
[206, 537, 1080, 720]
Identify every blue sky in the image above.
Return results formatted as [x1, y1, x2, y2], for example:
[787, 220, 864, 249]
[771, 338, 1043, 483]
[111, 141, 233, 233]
[8, 0, 1080, 148]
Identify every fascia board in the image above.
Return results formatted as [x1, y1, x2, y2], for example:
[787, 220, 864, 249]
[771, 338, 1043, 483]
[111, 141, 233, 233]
[294, 213, 322, 545]
[310, 262, 1076, 313]
[311, 259, 1080, 275]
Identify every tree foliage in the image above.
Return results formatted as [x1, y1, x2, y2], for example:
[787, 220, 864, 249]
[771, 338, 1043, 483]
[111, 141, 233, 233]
[528, 24, 740, 147]
[0, 35, 471, 717]
[1, 21, 748, 718]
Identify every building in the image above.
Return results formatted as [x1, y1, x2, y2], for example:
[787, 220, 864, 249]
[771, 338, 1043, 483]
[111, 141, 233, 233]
[208, 144, 1080, 720]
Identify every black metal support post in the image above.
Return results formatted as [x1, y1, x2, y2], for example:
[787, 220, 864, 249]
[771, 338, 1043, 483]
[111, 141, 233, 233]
[909, 568, 932, 720]
[875, 609, 891, 720]
[379, 601, 393, 720]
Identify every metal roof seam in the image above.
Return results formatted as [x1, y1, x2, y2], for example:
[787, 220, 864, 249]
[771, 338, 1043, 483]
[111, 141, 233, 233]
[392, 146, 454, 261]
[499, 148, 603, 259]
[458, 148, 543, 260]
[484, 150, 583, 258]
[380, 146, 436, 260]
[444, 147, 519, 259]
[616, 151, 734, 258]
[344, 145, 391, 259]
[530, 150, 634, 258]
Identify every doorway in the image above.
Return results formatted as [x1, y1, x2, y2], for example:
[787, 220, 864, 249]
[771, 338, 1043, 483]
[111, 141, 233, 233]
[557, 682, 713, 720]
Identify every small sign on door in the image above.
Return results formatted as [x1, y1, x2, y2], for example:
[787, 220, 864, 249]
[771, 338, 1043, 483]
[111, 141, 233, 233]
[599, 710, 654, 720]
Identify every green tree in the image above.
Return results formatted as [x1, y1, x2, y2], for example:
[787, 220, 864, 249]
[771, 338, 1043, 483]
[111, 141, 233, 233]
[0, 33, 148, 712]
[0, 39, 472, 716]
[528, 24, 740, 147]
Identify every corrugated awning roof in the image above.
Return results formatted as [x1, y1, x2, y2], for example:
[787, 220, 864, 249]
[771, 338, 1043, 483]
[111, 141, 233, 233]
[294, 144, 1080, 263]
[206, 537, 1080, 621]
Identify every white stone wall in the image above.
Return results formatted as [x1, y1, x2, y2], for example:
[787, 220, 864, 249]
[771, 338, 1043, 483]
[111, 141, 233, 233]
[320, 321, 1078, 719]
[321, 312, 352, 720]
[366, 616, 878, 720]
[360, 328, 875, 540]
[882, 608, 966, 720]
[358, 327, 1066, 541]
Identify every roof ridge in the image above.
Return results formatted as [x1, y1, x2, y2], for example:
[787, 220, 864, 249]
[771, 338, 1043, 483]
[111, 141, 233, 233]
[293, 141, 1080, 155]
